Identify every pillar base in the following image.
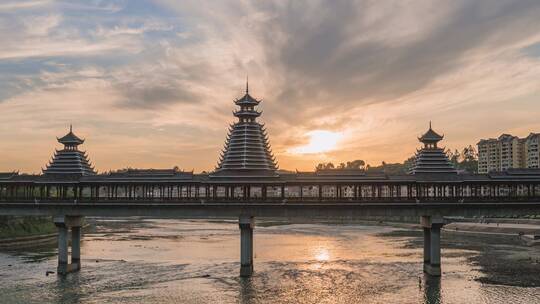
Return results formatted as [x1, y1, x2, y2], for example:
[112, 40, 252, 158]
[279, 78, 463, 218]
[57, 262, 81, 275]
[71, 259, 81, 271]
[423, 263, 441, 276]
[239, 216, 254, 277]
[240, 264, 253, 277]
[54, 215, 84, 275]
[57, 263, 68, 275]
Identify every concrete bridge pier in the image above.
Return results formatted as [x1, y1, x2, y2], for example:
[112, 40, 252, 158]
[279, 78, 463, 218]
[421, 215, 444, 276]
[239, 215, 254, 277]
[53, 215, 84, 275]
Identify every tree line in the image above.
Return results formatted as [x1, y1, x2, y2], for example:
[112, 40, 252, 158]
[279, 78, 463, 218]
[315, 145, 479, 174]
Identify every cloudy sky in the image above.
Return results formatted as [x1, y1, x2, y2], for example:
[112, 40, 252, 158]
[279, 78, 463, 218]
[1, 0, 540, 173]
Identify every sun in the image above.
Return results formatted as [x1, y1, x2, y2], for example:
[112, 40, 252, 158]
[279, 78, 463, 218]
[289, 130, 343, 154]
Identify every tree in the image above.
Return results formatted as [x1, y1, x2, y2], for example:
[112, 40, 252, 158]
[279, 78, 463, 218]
[403, 156, 416, 172]
[315, 162, 335, 171]
[446, 149, 461, 167]
[346, 160, 365, 170]
[317, 160, 366, 171]
[462, 145, 478, 162]
[457, 145, 478, 173]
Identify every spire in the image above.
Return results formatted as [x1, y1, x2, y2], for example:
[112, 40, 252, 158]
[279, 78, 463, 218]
[57, 124, 85, 148]
[418, 121, 443, 148]
[410, 122, 456, 175]
[44, 127, 96, 176]
[213, 80, 278, 176]
[234, 81, 261, 121]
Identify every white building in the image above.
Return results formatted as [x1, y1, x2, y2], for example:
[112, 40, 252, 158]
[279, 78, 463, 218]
[526, 133, 540, 168]
[478, 133, 539, 173]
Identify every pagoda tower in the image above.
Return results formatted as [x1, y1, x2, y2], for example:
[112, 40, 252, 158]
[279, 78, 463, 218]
[43, 125, 96, 176]
[409, 122, 457, 174]
[213, 81, 278, 176]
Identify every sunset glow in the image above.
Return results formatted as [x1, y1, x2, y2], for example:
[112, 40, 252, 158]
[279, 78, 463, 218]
[0, 1, 539, 173]
[289, 130, 343, 155]
[2, 2, 540, 303]
[314, 247, 331, 262]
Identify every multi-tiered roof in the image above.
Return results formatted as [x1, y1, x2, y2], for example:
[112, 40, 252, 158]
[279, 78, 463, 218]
[213, 82, 278, 176]
[43, 125, 96, 176]
[410, 122, 457, 174]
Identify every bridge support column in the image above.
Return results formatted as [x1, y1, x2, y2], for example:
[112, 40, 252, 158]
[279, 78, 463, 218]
[54, 216, 84, 275]
[421, 216, 444, 276]
[56, 222, 68, 275]
[239, 215, 254, 277]
[71, 226, 81, 271]
[423, 227, 431, 265]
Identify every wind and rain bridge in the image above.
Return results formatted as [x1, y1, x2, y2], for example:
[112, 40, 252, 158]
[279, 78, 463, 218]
[1, 84, 540, 277]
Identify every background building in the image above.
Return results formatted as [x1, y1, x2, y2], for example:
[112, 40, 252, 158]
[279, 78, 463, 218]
[526, 133, 540, 168]
[478, 133, 539, 173]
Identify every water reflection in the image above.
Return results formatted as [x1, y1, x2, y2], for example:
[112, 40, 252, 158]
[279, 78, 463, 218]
[1, 219, 539, 304]
[423, 274, 442, 304]
[314, 247, 330, 262]
[239, 277, 257, 304]
[55, 274, 83, 304]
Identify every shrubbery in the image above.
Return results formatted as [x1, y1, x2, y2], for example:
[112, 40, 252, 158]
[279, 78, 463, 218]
[0, 216, 55, 239]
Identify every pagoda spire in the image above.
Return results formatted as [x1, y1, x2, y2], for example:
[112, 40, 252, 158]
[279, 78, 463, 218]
[213, 81, 278, 176]
[410, 122, 456, 175]
[418, 121, 444, 149]
[44, 126, 96, 176]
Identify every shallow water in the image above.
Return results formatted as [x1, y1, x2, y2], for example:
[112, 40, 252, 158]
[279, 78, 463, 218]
[1, 218, 540, 303]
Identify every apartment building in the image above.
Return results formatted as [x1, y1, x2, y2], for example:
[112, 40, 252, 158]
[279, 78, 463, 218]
[478, 133, 540, 173]
[526, 133, 540, 168]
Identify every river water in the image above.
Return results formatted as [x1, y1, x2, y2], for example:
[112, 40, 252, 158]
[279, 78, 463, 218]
[1, 218, 540, 304]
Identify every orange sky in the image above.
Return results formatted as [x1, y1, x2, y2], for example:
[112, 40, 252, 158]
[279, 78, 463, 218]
[1, 1, 540, 173]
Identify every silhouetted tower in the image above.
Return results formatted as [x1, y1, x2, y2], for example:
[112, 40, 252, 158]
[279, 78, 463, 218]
[213, 81, 278, 176]
[43, 125, 96, 176]
[410, 122, 457, 174]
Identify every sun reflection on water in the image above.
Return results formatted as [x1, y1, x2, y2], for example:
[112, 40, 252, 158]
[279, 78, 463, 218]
[314, 247, 330, 262]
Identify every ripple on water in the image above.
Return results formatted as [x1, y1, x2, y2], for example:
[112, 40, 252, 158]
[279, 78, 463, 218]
[1, 219, 540, 304]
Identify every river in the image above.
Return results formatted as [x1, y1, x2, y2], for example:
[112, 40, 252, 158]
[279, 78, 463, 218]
[0, 218, 539, 304]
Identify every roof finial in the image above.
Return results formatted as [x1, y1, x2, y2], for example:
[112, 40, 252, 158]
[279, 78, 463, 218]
[70, 124, 73, 133]
[429, 121, 432, 130]
[246, 74, 249, 94]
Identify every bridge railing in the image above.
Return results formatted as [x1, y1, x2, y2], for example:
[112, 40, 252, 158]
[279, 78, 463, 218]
[1, 182, 539, 203]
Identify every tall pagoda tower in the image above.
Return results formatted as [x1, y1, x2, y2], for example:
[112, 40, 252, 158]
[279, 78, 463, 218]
[409, 122, 457, 174]
[213, 81, 278, 176]
[43, 125, 96, 176]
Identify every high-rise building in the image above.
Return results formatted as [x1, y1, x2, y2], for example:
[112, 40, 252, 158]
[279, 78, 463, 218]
[525, 133, 540, 169]
[477, 133, 539, 173]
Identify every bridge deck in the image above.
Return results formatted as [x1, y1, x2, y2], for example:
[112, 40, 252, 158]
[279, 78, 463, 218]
[2, 200, 540, 219]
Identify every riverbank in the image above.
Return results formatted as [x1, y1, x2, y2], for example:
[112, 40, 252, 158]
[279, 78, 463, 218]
[323, 218, 540, 245]
[0, 233, 57, 249]
[0, 216, 57, 248]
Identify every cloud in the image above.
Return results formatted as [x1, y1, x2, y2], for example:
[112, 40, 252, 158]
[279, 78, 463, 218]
[116, 82, 197, 108]
[0, 0, 51, 11]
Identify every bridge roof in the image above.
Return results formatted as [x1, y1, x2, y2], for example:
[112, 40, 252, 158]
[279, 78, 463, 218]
[57, 125, 85, 146]
[1, 170, 540, 184]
